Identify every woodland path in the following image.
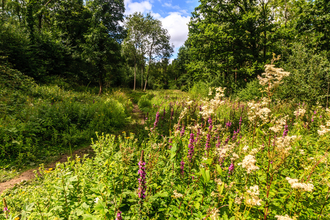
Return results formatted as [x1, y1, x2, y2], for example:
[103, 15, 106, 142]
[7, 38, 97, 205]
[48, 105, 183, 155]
[0, 104, 144, 194]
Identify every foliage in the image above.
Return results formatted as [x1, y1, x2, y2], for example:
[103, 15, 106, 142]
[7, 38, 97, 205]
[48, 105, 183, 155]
[2, 81, 330, 219]
[0, 85, 130, 169]
[237, 79, 263, 101]
[137, 94, 154, 113]
[277, 43, 330, 105]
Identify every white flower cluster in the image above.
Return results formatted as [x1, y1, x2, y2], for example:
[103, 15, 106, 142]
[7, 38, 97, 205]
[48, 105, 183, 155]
[247, 98, 272, 123]
[286, 177, 314, 192]
[275, 135, 296, 154]
[275, 214, 294, 220]
[246, 185, 262, 206]
[294, 108, 306, 117]
[318, 122, 330, 136]
[230, 153, 239, 161]
[257, 64, 290, 90]
[269, 116, 288, 133]
[200, 87, 226, 119]
[209, 208, 219, 220]
[173, 190, 183, 199]
[242, 145, 249, 152]
[234, 196, 243, 205]
[238, 155, 259, 173]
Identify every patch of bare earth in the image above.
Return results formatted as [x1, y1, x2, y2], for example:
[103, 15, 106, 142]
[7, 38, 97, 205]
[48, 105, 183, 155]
[0, 146, 94, 194]
[132, 104, 145, 125]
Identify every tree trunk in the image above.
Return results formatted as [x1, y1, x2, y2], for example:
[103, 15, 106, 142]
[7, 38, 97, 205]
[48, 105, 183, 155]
[143, 65, 149, 91]
[38, 14, 42, 31]
[141, 66, 143, 90]
[133, 62, 136, 90]
[98, 71, 103, 95]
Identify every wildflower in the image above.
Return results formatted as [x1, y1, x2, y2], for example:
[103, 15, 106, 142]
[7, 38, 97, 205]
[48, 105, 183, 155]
[209, 208, 219, 220]
[216, 137, 221, 148]
[173, 190, 183, 199]
[138, 161, 147, 199]
[257, 64, 290, 92]
[187, 133, 195, 161]
[15, 217, 20, 220]
[208, 117, 213, 131]
[228, 163, 234, 174]
[294, 108, 306, 117]
[205, 134, 211, 151]
[94, 197, 100, 203]
[116, 211, 123, 220]
[275, 214, 294, 220]
[239, 155, 259, 174]
[235, 196, 243, 204]
[318, 125, 330, 136]
[231, 153, 239, 161]
[153, 112, 160, 130]
[180, 126, 185, 136]
[246, 185, 262, 206]
[242, 145, 249, 152]
[286, 177, 313, 192]
[283, 124, 289, 137]
[169, 138, 172, 149]
[180, 160, 185, 176]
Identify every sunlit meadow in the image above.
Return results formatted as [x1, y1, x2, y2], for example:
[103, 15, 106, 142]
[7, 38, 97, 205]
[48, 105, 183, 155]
[1, 63, 330, 219]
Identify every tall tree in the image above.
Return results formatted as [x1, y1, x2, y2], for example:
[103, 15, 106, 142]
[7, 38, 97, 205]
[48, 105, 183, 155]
[185, 0, 276, 92]
[143, 16, 173, 91]
[83, 0, 125, 94]
[123, 12, 148, 91]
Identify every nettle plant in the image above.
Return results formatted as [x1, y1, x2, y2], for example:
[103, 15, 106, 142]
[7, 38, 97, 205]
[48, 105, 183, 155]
[1, 65, 330, 219]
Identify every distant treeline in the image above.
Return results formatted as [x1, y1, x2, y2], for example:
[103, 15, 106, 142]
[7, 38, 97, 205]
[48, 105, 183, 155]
[1, 0, 330, 103]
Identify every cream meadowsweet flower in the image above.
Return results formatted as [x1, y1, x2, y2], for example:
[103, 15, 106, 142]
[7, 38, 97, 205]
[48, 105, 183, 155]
[246, 185, 262, 206]
[318, 125, 330, 136]
[238, 155, 259, 173]
[209, 208, 219, 220]
[294, 108, 306, 117]
[234, 196, 243, 204]
[275, 214, 294, 220]
[173, 190, 183, 199]
[242, 145, 249, 152]
[286, 177, 314, 192]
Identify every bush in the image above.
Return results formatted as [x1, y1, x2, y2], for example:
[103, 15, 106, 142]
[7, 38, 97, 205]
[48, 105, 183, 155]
[276, 43, 330, 105]
[189, 81, 209, 99]
[137, 94, 153, 113]
[237, 79, 263, 101]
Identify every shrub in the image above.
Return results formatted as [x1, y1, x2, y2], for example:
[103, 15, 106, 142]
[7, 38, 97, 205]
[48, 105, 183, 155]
[138, 94, 153, 113]
[237, 79, 263, 101]
[276, 43, 330, 105]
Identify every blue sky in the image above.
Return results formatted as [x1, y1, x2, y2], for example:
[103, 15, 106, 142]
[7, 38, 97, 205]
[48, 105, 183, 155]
[124, 0, 200, 60]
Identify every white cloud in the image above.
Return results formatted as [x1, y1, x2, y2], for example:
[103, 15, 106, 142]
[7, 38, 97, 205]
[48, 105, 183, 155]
[162, 2, 180, 10]
[124, 1, 191, 58]
[159, 12, 190, 49]
[125, 0, 152, 15]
